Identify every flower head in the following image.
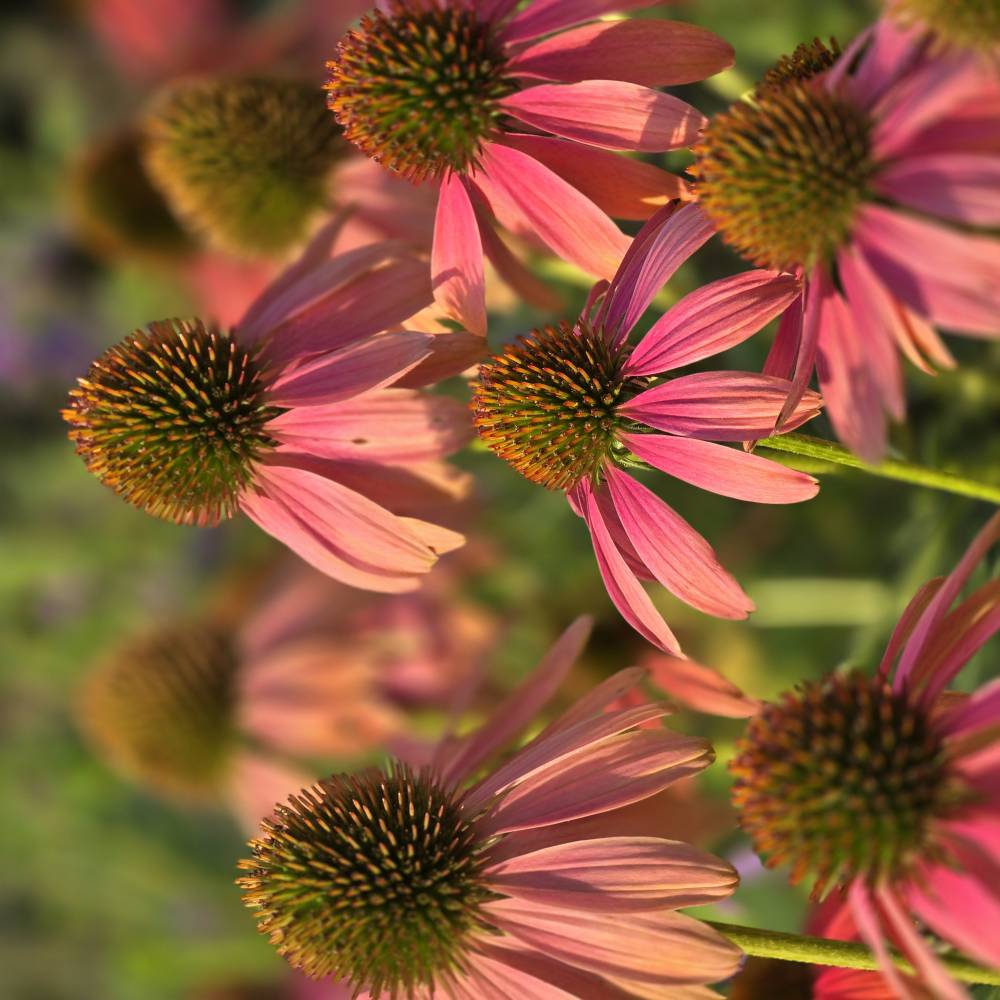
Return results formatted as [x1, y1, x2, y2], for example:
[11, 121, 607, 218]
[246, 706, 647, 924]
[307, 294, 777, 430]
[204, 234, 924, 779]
[694, 25, 1000, 460]
[239, 618, 741, 997]
[145, 76, 346, 255]
[473, 204, 821, 652]
[731, 513, 1000, 997]
[325, 0, 734, 333]
[65, 225, 471, 592]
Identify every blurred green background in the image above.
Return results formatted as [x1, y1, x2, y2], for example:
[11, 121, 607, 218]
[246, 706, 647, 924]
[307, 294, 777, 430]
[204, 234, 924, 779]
[2, 1, 998, 998]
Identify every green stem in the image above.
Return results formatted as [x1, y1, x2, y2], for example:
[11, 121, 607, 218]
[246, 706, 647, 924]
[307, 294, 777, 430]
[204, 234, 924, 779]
[706, 921, 1000, 985]
[757, 433, 1000, 505]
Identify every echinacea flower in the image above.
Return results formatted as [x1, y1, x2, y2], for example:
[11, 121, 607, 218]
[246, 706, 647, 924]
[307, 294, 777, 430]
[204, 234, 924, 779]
[885, 0, 1000, 58]
[64, 222, 470, 593]
[693, 27, 1000, 460]
[730, 512, 1000, 998]
[472, 203, 821, 652]
[238, 617, 742, 997]
[324, 0, 734, 334]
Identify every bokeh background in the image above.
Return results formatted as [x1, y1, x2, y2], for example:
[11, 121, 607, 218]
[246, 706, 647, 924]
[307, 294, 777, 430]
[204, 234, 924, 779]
[2, 1, 998, 998]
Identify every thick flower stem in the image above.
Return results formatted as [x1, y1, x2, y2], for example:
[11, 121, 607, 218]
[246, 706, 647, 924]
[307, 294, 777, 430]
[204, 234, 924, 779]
[757, 433, 1000, 505]
[706, 921, 1000, 985]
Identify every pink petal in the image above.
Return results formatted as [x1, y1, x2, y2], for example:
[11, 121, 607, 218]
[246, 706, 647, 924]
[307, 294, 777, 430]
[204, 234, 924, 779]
[540, 667, 648, 737]
[265, 332, 432, 407]
[432, 173, 487, 337]
[240, 460, 437, 592]
[508, 19, 732, 87]
[393, 331, 489, 387]
[643, 653, 761, 718]
[622, 432, 818, 504]
[943, 677, 1000, 740]
[626, 269, 800, 376]
[815, 277, 888, 462]
[450, 952, 577, 1000]
[773, 272, 823, 433]
[848, 883, 915, 1000]
[877, 154, 1000, 227]
[434, 617, 592, 788]
[474, 142, 630, 280]
[483, 730, 711, 835]
[226, 751, 311, 836]
[501, 81, 705, 152]
[604, 465, 754, 620]
[485, 900, 742, 988]
[500, 0, 663, 45]
[841, 19, 918, 109]
[572, 477, 681, 653]
[499, 133, 687, 221]
[855, 204, 1000, 337]
[619, 372, 822, 441]
[891, 299, 956, 375]
[267, 388, 472, 463]
[877, 578, 945, 680]
[601, 202, 715, 343]
[486, 836, 736, 911]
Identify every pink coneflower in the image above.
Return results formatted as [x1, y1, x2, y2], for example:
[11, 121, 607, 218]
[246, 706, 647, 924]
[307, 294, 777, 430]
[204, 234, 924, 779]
[64, 222, 470, 593]
[324, 0, 734, 334]
[239, 617, 742, 997]
[693, 27, 1000, 460]
[472, 203, 821, 652]
[730, 512, 1000, 998]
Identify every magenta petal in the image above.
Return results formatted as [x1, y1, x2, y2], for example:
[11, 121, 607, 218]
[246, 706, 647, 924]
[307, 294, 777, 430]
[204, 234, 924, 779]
[572, 478, 681, 653]
[877, 154, 1000, 227]
[943, 677, 1000, 739]
[621, 432, 818, 504]
[847, 883, 915, 1000]
[602, 202, 714, 343]
[432, 173, 487, 336]
[619, 371, 822, 441]
[486, 836, 735, 912]
[508, 19, 733, 87]
[475, 142, 630, 280]
[604, 465, 753, 620]
[502, 81, 706, 152]
[500, 0, 663, 44]
[626, 269, 801, 375]
[265, 332, 432, 407]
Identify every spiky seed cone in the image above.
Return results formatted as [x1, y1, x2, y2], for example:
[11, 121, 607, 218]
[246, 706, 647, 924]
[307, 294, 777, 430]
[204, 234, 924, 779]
[239, 766, 491, 994]
[80, 625, 239, 800]
[145, 76, 345, 256]
[67, 126, 195, 263]
[63, 318, 279, 527]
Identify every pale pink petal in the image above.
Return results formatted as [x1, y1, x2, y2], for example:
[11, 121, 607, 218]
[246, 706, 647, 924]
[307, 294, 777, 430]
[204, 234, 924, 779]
[572, 478, 681, 653]
[434, 617, 592, 787]
[267, 388, 471, 463]
[815, 278, 888, 462]
[498, 133, 687, 221]
[619, 372, 822, 441]
[501, 81, 705, 152]
[892, 298, 956, 375]
[877, 154, 1000, 227]
[226, 751, 311, 836]
[622, 432, 818, 504]
[601, 202, 715, 342]
[486, 836, 735, 911]
[605, 465, 754, 620]
[451, 952, 576, 1000]
[643, 653, 760, 718]
[626, 269, 800, 376]
[482, 730, 711, 835]
[540, 667, 648, 737]
[474, 142, 630, 280]
[241, 461, 438, 592]
[485, 901, 742, 988]
[508, 19, 732, 87]
[855, 205, 1000, 337]
[265, 332, 432, 407]
[501, 0, 663, 43]
[432, 173, 487, 337]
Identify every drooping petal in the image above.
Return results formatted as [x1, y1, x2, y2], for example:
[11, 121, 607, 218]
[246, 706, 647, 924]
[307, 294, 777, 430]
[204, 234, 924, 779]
[508, 19, 733, 87]
[848, 883, 914, 1000]
[393, 331, 489, 387]
[432, 172, 487, 337]
[499, 133, 687, 221]
[265, 332, 432, 407]
[877, 578, 945, 680]
[626, 269, 800, 376]
[500, 0, 664, 45]
[604, 464, 754, 620]
[876, 154, 1000, 228]
[501, 81, 705, 152]
[474, 142, 630, 280]
[486, 836, 736, 912]
[621, 432, 818, 504]
[572, 477, 681, 653]
[619, 372, 822, 441]
[644, 653, 761, 718]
